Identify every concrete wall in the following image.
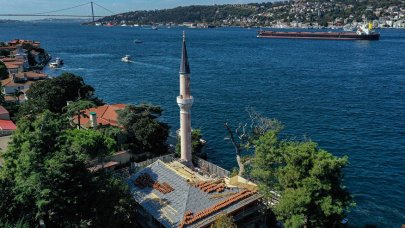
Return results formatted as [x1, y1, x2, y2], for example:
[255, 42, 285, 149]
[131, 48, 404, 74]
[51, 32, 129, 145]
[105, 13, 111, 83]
[110, 151, 132, 164]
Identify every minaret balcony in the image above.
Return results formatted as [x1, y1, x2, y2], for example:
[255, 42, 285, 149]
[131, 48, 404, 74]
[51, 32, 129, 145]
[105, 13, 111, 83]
[177, 96, 194, 109]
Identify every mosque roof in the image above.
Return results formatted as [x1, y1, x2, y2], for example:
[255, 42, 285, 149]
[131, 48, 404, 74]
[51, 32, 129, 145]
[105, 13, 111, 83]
[127, 160, 259, 228]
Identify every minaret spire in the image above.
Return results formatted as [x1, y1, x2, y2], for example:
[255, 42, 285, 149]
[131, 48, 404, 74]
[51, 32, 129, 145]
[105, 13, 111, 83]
[180, 31, 190, 74]
[177, 31, 194, 166]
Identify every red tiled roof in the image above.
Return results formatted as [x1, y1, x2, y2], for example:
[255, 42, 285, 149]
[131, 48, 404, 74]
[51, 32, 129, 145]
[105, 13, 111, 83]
[0, 46, 16, 50]
[3, 64, 19, 69]
[0, 105, 9, 115]
[73, 104, 127, 128]
[3, 61, 23, 69]
[0, 120, 17, 130]
[2, 77, 34, 87]
[0, 57, 23, 62]
[4, 95, 26, 102]
[15, 72, 48, 80]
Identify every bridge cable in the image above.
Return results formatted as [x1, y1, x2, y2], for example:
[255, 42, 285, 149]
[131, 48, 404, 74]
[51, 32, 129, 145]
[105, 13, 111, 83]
[93, 2, 116, 15]
[32, 2, 91, 15]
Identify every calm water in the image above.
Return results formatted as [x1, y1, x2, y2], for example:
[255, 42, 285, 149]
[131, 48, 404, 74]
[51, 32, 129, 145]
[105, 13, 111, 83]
[1, 23, 404, 227]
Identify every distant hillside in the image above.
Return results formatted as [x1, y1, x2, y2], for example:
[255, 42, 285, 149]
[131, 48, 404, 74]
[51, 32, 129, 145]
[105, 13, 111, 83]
[0, 19, 20, 23]
[97, 4, 271, 25]
[95, 0, 405, 27]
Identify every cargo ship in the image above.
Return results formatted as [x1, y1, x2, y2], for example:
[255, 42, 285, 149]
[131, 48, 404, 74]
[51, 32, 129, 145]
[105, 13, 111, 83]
[258, 23, 380, 41]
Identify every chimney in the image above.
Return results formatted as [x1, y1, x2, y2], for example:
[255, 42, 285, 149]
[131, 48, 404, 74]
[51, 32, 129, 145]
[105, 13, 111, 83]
[89, 112, 97, 128]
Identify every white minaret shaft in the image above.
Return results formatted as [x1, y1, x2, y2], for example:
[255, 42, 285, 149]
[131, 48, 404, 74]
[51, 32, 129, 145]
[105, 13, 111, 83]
[177, 31, 193, 164]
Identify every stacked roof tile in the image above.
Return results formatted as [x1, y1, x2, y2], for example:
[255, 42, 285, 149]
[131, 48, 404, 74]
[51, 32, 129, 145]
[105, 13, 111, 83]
[128, 160, 259, 227]
[134, 173, 174, 194]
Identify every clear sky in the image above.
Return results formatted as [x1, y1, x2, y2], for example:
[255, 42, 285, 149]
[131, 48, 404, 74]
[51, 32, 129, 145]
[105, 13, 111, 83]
[0, 0, 273, 20]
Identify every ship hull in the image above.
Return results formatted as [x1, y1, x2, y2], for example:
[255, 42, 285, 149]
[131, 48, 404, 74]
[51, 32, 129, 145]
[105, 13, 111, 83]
[257, 31, 380, 40]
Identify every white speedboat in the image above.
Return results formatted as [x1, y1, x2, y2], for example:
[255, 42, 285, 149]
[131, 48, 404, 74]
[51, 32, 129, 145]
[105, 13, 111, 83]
[49, 58, 64, 68]
[121, 55, 132, 62]
[49, 62, 59, 68]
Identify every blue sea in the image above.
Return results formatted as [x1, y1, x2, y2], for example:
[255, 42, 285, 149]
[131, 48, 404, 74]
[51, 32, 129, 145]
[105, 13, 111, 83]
[1, 22, 404, 227]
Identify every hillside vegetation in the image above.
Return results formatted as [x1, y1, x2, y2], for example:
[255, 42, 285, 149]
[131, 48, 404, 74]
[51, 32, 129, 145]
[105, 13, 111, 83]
[96, 0, 405, 27]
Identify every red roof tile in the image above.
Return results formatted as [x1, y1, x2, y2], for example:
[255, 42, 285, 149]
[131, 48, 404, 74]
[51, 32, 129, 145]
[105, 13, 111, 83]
[73, 104, 127, 128]
[2, 77, 34, 87]
[0, 105, 9, 115]
[0, 120, 17, 130]
[15, 72, 48, 80]
[4, 95, 26, 102]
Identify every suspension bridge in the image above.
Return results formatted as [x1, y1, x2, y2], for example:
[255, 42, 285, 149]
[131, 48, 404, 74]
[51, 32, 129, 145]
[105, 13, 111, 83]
[0, 2, 116, 25]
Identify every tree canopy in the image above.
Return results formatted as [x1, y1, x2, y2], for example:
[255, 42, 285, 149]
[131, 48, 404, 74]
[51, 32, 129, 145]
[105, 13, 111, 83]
[0, 61, 8, 80]
[117, 104, 169, 154]
[251, 130, 354, 227]
[0, 111, 137, 227]
[22, 72, 101, 114]
[0, 81, 4, 105]
[96, 0, 404, 26]
[210, 213, 237, 228]
[176, 128, 206, 158]
[224, 108, 282, 176]
[63, 99, 96, 128]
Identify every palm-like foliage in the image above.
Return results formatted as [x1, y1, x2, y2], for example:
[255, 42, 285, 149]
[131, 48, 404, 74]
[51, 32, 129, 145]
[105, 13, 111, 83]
[63, 100, 96, 129]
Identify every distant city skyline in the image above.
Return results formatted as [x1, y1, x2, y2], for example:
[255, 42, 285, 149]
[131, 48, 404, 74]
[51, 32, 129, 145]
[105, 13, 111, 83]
[0, 0, 274, 20]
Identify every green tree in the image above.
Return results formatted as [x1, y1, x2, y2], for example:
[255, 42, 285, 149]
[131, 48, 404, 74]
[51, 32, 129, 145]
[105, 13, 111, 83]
[0, 49, 10, 57]
[176, 128, 205, 157]
[251, 130, 354, 227]
[0, 111, 137, 227]
[65, 129, 116, 160]
[99, 126, 127, 151]
[0, 218, 29, 228]
[0, 61, 8, 80]
[117, 104, 169, 154]
[0, 81, 5, 105]
[224, 108, 282, 176]
[210, 213, 237, 228]
[22, 72, 101, 114]
[63, 99, 96, 129]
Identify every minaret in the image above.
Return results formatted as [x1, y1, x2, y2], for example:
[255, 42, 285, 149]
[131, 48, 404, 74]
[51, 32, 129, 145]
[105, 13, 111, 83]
[177, 31, 193, 165]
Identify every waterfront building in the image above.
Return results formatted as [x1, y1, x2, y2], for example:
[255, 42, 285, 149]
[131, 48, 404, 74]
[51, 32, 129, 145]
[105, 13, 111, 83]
[0, 71, 48, 103]
[1, 76, 34, 96]
[0, 119, 17, 136]
[14, 46, 30, 69]
[0, 105, 16, 136]
[0, 106, 11, 120]
[13, 71, 48, 81]
[1, 60, 24, 74]
[126, 33, 264, 228]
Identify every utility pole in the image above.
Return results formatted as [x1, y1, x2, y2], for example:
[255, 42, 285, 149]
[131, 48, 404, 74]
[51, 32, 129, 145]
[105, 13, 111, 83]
[91, 1, 95, 25]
